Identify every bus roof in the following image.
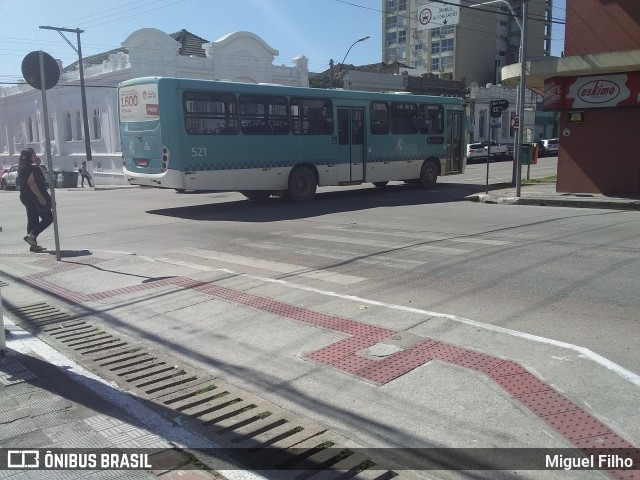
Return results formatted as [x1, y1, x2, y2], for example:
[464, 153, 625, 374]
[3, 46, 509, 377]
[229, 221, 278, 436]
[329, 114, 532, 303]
[119, 76, 466, 106]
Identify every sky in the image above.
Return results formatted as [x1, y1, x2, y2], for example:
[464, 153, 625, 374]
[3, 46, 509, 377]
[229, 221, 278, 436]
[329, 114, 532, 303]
[0, 0, 566, 84]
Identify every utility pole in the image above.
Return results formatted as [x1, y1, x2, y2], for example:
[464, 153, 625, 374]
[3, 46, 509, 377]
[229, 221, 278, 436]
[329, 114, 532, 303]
[329, 59, 334, 89]
[469, 0, 528, 196]
[514, 0, 528, 197]
[40, 26, 93, 179]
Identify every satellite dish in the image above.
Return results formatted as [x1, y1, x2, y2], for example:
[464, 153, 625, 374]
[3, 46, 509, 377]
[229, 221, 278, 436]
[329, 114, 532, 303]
[21, 51, 60, 90]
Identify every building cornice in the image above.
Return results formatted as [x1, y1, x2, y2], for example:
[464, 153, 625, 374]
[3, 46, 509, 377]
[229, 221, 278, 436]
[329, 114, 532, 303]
[501, 49, 640, 88]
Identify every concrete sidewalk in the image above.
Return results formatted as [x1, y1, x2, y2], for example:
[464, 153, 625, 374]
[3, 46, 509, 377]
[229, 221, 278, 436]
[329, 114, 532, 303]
[0, 243, 638, 479]
[0, 319, 226, 479]
[467, 182, 640, 210]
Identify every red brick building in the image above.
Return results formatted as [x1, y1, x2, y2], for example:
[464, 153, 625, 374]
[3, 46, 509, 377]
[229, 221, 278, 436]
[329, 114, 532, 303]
[503, 0, 640, 195]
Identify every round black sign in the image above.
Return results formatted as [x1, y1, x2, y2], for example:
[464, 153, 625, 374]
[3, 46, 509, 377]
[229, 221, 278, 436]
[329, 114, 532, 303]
[21, 51, 60, 90]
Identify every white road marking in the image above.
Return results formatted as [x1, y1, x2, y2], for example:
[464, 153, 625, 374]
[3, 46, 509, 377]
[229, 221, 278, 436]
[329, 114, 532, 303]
[291, 233, 470, 255]
[248, 241, 426, 269]
[182, 248, 365, 285]
[315, 225, 513, 246]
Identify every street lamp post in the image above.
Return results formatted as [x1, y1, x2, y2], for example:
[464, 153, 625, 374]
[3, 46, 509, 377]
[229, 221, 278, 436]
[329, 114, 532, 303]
[40, 26, 93, 182]
[341, 35, 370, 67]
[469, 0, 528, 196]
[331, 36, 370, 89]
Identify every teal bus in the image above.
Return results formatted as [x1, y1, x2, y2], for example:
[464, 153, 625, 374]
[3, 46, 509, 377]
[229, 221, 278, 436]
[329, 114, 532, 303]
[119, 77, 466, 202]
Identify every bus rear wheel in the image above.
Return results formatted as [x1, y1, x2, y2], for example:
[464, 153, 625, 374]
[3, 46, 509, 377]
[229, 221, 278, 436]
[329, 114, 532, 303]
[418, 160, 438, 188]
[372, 181, 389, 188]
[287, 166, 317, 202]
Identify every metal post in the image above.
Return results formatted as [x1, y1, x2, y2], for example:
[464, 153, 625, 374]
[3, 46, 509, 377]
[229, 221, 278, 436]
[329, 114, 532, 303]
[76, 30, 93, 183]
[40, 26, 92, 184]
[0, 281, 6, 355]
[468, 1, 525, 190]
[515, 0, 528, 197]
[329, 59, 334, 89]
[39, 51, 61, 261]
[486, 101, 491, 194]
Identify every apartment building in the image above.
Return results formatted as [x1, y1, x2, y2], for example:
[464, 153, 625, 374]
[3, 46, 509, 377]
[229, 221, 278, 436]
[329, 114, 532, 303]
[382, 0, 553, 84]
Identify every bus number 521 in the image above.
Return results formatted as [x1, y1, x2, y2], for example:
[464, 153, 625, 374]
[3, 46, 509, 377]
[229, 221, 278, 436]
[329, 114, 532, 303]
[192, 147, 207, 157]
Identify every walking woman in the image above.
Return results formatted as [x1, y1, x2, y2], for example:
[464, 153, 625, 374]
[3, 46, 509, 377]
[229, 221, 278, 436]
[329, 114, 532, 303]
[80, 160, 93, 187]
[17, 148, 52, 252]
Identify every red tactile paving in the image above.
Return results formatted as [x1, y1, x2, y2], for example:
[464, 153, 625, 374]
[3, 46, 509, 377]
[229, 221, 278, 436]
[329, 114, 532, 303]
[331, 355, 378, 375]
[493, 372, 553, 396]
[573, 435, 637, 449]
[308, 336, 384, 360]
[516, 389, 582, 416]
[609, 470, 640, 480]
[23, 276, 89, 303]
[20, 256, 638, 462]
[486, 360, 530, 378]
[542, 409, 613, 441]
[450, 351, 507, 374]
[421, 342, 469, 362]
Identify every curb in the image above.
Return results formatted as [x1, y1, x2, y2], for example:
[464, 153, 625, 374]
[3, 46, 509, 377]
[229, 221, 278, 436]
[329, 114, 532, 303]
[467, 193, 640, 211]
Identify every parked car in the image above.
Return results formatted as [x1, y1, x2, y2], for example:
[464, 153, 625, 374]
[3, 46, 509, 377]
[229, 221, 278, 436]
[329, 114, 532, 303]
[537, 138, 559, 157]
[0, 164, 19, 190]
[466, 141, 510, 164]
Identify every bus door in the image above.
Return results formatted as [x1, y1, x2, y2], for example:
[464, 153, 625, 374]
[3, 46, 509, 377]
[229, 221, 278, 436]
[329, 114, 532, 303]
[337, 107, 365, 182]
[446, 111, 464, 173]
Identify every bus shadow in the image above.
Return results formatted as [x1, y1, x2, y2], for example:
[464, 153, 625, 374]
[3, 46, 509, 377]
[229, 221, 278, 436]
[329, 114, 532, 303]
[147, 183, 488, 223]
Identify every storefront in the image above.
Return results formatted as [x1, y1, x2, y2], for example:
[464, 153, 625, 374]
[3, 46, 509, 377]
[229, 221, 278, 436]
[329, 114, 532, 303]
[543, 72, 640, 195]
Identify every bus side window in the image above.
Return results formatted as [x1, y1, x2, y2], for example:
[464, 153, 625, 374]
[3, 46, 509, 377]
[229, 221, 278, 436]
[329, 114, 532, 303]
[183, 90, 238, 135]
[390, 102, 418, 135]
[291, 98, 333, 135]
[420, 104, 444, 134]
[370, 102, 389, 135]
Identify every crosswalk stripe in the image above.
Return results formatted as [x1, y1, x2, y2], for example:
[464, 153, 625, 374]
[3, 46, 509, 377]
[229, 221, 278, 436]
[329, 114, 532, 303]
[247, 241, 426, 269]
[315, 225, 512, 246]
[290, 233, 470, 256]
[182, 248, 366, 285]
[155, 257, 214, 272]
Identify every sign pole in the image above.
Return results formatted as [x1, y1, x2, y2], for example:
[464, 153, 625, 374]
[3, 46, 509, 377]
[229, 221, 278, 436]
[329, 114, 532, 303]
[486, 102, 491, 194]
[0, 280, 6, 355]
[515, 0, 529, 197]
[487, 99, 509, 194]
[38, 51, 61, 261]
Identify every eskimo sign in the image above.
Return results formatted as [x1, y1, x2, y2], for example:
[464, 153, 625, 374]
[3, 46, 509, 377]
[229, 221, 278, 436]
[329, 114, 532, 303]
[416, 0, 460, 31]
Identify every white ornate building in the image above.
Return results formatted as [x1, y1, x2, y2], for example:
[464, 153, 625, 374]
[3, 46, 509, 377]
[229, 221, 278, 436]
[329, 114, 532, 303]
[0, 29, 309, 184]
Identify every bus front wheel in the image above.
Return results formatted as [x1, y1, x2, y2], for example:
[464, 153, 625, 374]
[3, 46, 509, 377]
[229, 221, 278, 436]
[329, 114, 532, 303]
[418, 160, 438, 188]
[287, 166, 317, 202]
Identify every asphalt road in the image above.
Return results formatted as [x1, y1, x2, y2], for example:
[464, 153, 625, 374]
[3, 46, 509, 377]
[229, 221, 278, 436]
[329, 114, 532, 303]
[1, 156, 638, 378]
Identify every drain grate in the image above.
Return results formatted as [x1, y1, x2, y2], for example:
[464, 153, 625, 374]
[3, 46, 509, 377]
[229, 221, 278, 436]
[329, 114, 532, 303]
[4, 301, 398, 478]
[6, 302, 71, 327]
